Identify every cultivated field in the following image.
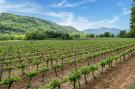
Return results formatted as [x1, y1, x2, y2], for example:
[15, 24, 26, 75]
[0, 38, 135, 89]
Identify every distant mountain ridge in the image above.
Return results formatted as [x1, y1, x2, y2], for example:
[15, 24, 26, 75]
[82, 27, 122, 35]
[0, 12, 81, 34]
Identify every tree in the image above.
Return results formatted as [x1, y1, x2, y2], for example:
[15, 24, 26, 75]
[98, 32, 115, 38]
[25, 31, 46, 40]
[117, 30, 127, 38]
[99, 34, 104, 38]
[26, 30, 72, 40]
[71, 34, 80, 38]
[86, 34, 95, 38]
[129, 0, 135, 37]
[104, 32, 111, 37]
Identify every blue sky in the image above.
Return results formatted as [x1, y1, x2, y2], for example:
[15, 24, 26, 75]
[0, 0, 132, 31]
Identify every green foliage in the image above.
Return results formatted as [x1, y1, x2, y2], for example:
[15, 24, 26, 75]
[40, 67, 49, 73]
[52, 64, 63, 77]
[52, 64, 63, 69]
[128, 81, 135, 89]
[0, 39, 135, 89]
[79, 66, 90, 75]
[86, 34, 95, 38]
[17, 63, 28, 69]
[33, 60, 41, 65]
[26, 31, 46, 40]
[99, 32, 114, 38]
[25, 71, 37, 88]
[48, 79, 61, 89]
[25, 71, 37, 78]
[39, 85, 52, 89]
[39, 78, 67, 89]
[17, 63, 28, 74]
[89, 65, 98, 73]
[69, 71, 81, 89]
[117, 30, 127, 38]
[0, 13, 84, 40]
[62, 26, 79, 33]
[129, 0, 135, 37]
[0, 13, 69, 34]
[69, 71, 81, 83]
[0, 77, 21, 84]
[26, 30, 72, 40]
[100, 60, 107, 68]
[0, 34, 24, 40]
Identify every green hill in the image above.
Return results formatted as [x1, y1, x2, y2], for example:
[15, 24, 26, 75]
[62, 26, 79, 32]
[0, 13, 82, 34]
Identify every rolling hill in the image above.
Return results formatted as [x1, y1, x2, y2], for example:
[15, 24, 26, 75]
[0, 13, 81, 35]
[83, 27, 122, 35]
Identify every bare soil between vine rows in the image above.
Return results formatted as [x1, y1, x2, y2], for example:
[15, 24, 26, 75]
[81, 55, 135, 89]
[1, 53, 135, 89]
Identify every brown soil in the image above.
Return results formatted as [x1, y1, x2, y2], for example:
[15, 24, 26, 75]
[81, 56, 135, 89]
[0, 49, 134, 89]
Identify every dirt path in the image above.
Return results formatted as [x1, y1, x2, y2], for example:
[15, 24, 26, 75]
[82, 56, 135, 89]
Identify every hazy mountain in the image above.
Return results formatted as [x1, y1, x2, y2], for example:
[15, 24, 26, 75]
[82, 27, 122, 35]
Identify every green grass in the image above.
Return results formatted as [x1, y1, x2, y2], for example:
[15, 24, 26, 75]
[128, 81, 135, 89]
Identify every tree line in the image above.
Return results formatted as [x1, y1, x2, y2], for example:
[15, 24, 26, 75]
[0, 30, 131, 40]
[25, 30, 73, 40]
[86, 30, 129, 38]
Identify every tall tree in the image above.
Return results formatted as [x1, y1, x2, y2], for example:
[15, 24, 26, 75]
[117, 30, 127, 38]
[129, 0, 135, 37]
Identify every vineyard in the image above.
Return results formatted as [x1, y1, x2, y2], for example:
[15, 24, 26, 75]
[0, 39, 135, 89]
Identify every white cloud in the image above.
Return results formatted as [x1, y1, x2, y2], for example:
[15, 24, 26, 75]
[46, 12, 74, 20]
[122, 7, 131, 15]
[117, 2, 125, 7]
[0, 0, 120, 31]
[50, 0, 97, 8]
[46, 12, 120, 31]
[0, 0, 42, 14]
[117, 2, 130, 16]
[108, 17, 119, 24]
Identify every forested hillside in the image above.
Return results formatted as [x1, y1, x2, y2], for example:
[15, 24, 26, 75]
[0, 13, 81, 34]
[0, 13, 84, 40]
